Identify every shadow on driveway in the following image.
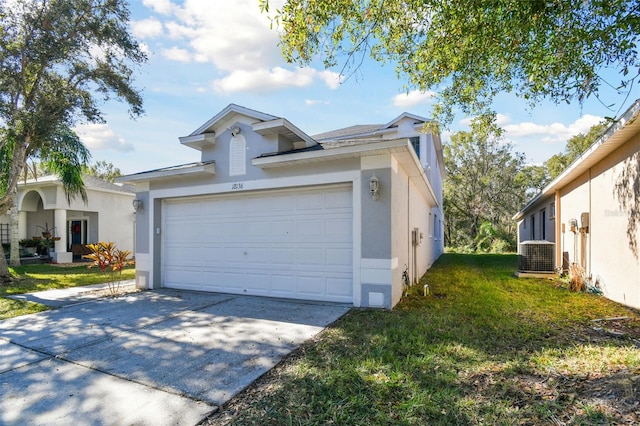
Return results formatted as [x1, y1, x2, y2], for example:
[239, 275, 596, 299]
[0, 289, 350, 425]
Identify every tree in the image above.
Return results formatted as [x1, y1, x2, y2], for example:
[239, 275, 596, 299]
[261, 0, 639, 125]
[84, 160, 122, 182]
[1, 125, 91, 266]
[516, 164, 549, 198]
[443, 118, 527, 251]
[544, 121, 609, 180]
[0, 0, 146, 281]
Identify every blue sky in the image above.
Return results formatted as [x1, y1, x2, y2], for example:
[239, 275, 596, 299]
[81, 0, 638, 175]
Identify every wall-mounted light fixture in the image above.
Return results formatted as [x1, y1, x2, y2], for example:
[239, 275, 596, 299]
[229, 125, 241, 137]
[132, 199, 143, 213]
[369, 174, 380, 200]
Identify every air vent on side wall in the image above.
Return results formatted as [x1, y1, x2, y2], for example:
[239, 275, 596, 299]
[518, 241, 554, 273]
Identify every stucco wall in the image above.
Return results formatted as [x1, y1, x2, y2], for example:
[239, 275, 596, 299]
[558, 171, 591, 271]
[534, 131, 640, 310]
[588, 135, 640, 309]
[128, 115, 444, 308]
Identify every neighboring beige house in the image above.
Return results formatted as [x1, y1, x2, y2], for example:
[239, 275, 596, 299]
[118, 104, 445, 309]
[0, 175, 136, 263]
[514, 99, 640, 310]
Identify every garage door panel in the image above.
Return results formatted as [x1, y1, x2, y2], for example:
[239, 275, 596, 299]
[325, 190, 352, 208]
[163, 185, 353, 303]
[297, 276, 324, 296]
[327, 249, 352, 266]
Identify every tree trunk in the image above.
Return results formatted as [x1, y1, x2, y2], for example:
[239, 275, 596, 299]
[9, 187, 20, 266]
[0, 138, 29, 283]
[0, 244, 11, 283]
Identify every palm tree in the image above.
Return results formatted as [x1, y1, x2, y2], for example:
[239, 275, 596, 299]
[0, 124, 90, 273]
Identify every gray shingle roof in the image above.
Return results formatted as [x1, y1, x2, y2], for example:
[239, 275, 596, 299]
[313, 124, 383, 141]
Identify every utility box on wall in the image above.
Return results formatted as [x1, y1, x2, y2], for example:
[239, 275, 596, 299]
[581, 212, 590, 232]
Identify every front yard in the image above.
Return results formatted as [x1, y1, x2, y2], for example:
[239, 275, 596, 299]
[0, 263, 135, 320]
[206, 253, 640, 425]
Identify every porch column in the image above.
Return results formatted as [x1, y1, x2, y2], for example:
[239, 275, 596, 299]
[18, 211, 27, 240]
[52, 208, 72, 263]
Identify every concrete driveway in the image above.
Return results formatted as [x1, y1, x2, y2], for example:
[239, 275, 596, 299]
[0, 289, 350, 425]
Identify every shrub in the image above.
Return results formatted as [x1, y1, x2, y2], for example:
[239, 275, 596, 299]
[83, 242, 134, 296]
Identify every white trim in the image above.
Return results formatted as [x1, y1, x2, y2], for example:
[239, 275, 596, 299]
[361, 258, 399, 269]
[360, 258, 398, 287]
[252, 118, 317, 148]
[352, 175, 362, 307]
[148, 172, 360, 298]
[253, 139, 409, 168]
[178, 132, 216, 150]
[147, 197, 155, 288]
[361, 154, 392, 170]
[189, 104, 277, 136]
[135, 252, 150, 272]
[149, 170, 359, 200]
[121, 163, 216, 183]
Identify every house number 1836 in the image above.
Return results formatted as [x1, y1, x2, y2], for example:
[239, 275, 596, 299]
[231, 183, 244, 190]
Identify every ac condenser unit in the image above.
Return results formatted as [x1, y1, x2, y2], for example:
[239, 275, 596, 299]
[518, 241, 555, 273]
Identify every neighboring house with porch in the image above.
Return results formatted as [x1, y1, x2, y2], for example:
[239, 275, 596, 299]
[118, 103, 445, 309]
[514, 99, 640, 310]
[0, 175, 135, 263]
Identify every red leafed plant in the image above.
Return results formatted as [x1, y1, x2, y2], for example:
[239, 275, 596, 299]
[83, 242, 134, 295]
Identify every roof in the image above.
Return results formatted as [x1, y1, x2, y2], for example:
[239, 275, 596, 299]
[313, 124, 383, 141]
[313, 112, 434, 142]
[115, 161, 216, 183]
[513, 99, 640, 220]
[19, 174, 134, 195]
[179, 104, 317, 151]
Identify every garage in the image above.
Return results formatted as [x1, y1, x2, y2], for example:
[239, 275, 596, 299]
[162, 184, 353, 303]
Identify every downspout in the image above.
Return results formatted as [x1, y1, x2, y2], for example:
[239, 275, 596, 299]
[407, 174, 411, 283]
[555, 189, 561, 271]
[588, 167, 592, 279]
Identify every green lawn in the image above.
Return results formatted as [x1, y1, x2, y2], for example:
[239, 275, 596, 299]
[207, 253, 640, 425]
[0, 263, 135, 320]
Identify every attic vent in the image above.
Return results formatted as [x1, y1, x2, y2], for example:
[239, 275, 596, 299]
[518, 241, 554, 273]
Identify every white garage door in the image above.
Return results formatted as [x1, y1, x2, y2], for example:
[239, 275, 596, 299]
[162, 184, 353, 303]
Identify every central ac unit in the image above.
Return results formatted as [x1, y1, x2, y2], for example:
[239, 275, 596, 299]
[518, 241, 554, 273]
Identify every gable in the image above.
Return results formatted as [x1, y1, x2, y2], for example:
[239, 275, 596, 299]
[179, 104, 316, 153]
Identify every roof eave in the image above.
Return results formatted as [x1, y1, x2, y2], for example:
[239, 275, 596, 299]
[513, 99, 640, 220]
[116, 162, 216, 184]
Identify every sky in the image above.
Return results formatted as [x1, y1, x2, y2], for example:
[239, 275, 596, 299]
[79, 0, 639, 175]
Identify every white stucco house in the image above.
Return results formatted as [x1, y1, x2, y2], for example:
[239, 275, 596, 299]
[514, 99, 640, 310]
[118, 104, 445, 309]
[0, 175, 136, 263]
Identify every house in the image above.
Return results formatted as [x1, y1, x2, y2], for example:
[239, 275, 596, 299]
[118, 104, 445, 309]
[0, 175, 136, 263]
[514, 99, 640, 310]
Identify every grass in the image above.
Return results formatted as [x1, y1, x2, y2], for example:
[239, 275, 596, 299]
[0, 263, 135, 320]
[207, 253, 640, 425]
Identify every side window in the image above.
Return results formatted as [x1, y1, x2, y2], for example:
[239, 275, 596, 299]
[531, 215, 536, 240]
[409, 136, 420, 158]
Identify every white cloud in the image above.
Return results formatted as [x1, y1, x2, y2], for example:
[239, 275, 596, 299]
[162, 46, 192, 62]
[131, 17, 163, 39]
[503, 114, 603, 143]
[142, 0, 175, 15]
[459, 112, 511, 127]
[151, 0, 280, 71]
[305, 99, 330, 106]
[140, 0, 338, 93]
[495, 113, 511, 126]
[212, 67, 338, 94]
[164, 21, 197, 40]
[75, 124, 134, 152]
[317, 70, 343, 89]
[392, 90, 435, 108]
